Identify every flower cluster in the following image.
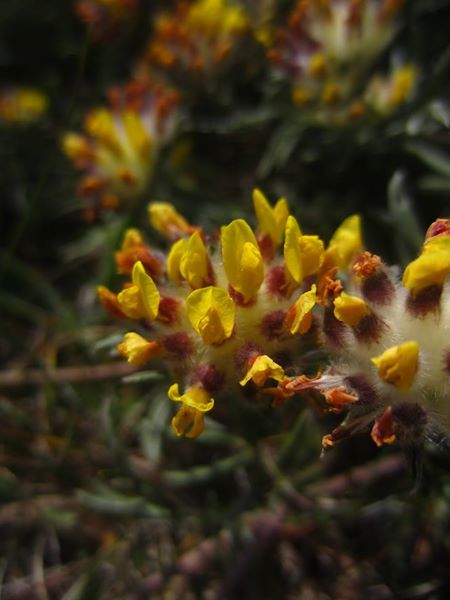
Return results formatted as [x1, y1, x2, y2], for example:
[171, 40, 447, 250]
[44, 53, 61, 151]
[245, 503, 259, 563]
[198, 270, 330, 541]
[270, 218, 450, 449]
[98, 191, 362, 438]
[145, 0, 249, 76]
[268, 0, 416, 123]
[63, 80, 179, 214]
[0, 88, 48, 124]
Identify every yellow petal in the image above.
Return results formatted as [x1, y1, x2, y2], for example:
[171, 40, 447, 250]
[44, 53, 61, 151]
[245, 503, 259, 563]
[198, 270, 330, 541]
[371, 341, 419, 392]
[148, 202, 191, 239]
[186, 286, 235, 344]
[240, 355, 285, 387]
[167, 238, 188, 284]
[132, 261, 160, 320]
[121, 228, 144, 251]
[253, 188, 289, 246]
[168, 384, 215, 412]
[333, 292, 370, 327]
[117, 332, 160, 366]
[221, 219, 264, 302]
[117, 286, 145, 319]
[289, 285, 317, 334]
[85, 108, 121, 154]
[179, 231, 211, 289]
[327, 214, 362, 269]
[171, 405, 205, 438]
[284, 216, 303, 284]
[403, 235, 450, 294]
[299, 235, 325, 277]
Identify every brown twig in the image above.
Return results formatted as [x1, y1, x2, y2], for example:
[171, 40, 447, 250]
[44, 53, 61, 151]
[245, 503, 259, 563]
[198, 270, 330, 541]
[0, 362, 137, 388]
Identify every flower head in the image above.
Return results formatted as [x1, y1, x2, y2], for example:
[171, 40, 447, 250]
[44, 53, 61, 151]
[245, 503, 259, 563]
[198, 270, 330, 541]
[0, 88, 48, 123]
[100, 190, 331, 438]
[63, 80, 179, 213]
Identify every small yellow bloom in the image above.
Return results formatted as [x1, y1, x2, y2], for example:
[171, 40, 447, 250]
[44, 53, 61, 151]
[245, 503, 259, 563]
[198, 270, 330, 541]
[284, 216, 324, 284]
[253, 188, 289, 246]
[62, 133, 92, 162]
[117, 332, 160, 366]
[117, 261, 160, 320]
[240, 355, 285, 387]
[186, 286, 235, 345]
[179, 232, 211, 289]
[168, 384, 215, 438]
[390, 65, 416, 106]
[333, 292, 370, 327]
[121, 228, 144, 250]
[371, 341, 419, 392]
[148, 202, 192, 239]
[167, 238, 188, 284]
[221, 219, 264, 302]
[288, 285, 317, 334]
[0, 88, 48, 123]
[403, 235, 450, 294]
[327, 214, 362, 269]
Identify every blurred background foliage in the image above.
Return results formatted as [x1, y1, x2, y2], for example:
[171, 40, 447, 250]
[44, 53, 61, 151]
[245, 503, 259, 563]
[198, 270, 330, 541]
[1, 0, 450, 598]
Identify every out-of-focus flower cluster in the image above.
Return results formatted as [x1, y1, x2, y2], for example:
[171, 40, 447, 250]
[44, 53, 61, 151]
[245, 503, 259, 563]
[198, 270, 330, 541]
[98, 190, 362, 438]
[268, 0, 417, 123]
[65, 0, 420, 214]
[0, 88, 48, 124]
[63, 80, 179, 214]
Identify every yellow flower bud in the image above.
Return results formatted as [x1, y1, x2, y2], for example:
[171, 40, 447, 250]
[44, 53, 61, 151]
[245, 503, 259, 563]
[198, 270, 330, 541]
[186, 286, 235, 345]
[371, 341, 419, 392]
[403, 235, 450, 294]
[253, 188, 289, 246]
[117, 261, 160, 320]
[327, 214, 362, 269]
[288, 285, 317, 334]
[333, 292, 370, 327]
[221, 219, 264, 302]
[148, 202, 192, 239]
[284, 216, 324, 284]
[168, 384, 215, 438]
[240, 355, 285, 387]
[117, 332, 160, 366]
[179, 232, 211, 289]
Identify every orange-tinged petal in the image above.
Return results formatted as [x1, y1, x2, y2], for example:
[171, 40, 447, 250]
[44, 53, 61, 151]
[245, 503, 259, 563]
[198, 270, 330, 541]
[371, 341, 419, 391]
[117, 332, 161, 366]
[287, 284, 317, 334]
[333, 292, 369, 327]
[240, 354, 285, 387]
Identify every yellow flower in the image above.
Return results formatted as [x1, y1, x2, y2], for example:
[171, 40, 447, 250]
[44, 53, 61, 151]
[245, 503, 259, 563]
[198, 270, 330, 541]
[117, 332, 161, 366]
[253, 188, 289, 247]
[221, 219, 264, 303]
[0, 88, 48, 123]
[371, 341, 419, 392]
[390, 65, 417, 106]
[168, 384, 215, 438]
[327, 214, 362, 269]
[284, 216, 324, 284]
[62, 133, 92, 162]
[167, 238, 188, 284]
[186, 286, 235, 345]
[240, 355, 285, 387]
[148, 202, 192, 239]
[117, 261, 160, 320]
[287, 285, 317, 334]
[179, 232, 211, 289]
[333, 292, 370, 327]
[403, 235, 450, 295]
